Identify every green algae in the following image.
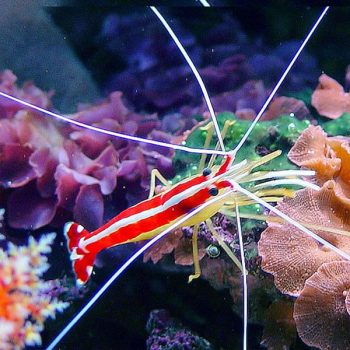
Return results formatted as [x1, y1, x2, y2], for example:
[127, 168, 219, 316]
[323, 112, 350, 136]
[172, 112, 310, 183]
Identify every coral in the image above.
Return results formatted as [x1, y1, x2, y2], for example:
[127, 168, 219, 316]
[258, 182, 350, 296]
[259, 119, 350, 347]
[311, 74, 350, 119]
[98, 11, 318, 116]
[0, 110, 119, 230]
[288, 125, 341, 182]
[261, 96, 310, 121]
[0, 70, 52, 118]
[146, 309, 213, 350]
[0, 229, 69, 349]
[288, 124, 350, 215]
[0, 71, 174, 230]
[294, 261, 350, 350]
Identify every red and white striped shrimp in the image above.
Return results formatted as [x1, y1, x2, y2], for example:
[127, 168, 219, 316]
[64, 152, 235, 285]
[1, 5, 347, 350]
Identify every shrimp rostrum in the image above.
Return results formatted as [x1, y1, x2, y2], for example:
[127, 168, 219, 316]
[65, 120, 318, 285]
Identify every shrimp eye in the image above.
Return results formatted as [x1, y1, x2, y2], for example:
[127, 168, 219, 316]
[206, 244, 220, 258]
[209, 186, 218, 196]
[202, 168, 211, 177]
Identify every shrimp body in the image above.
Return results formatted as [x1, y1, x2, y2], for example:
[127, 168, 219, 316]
[65, 154, 234, 285]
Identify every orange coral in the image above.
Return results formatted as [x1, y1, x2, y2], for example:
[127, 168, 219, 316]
[258, 181, 350, 296]
[288, 125, 350, 213]
[260, 123, 350, 347]
[288, 125, 341, 182]
[311, 73, 350, 119]
[294, 261, 350, 350]
[0, 231, 69, 350]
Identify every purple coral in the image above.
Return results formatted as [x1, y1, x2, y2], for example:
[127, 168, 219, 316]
[0, 71, 174, 231]
[146, 309, 213, 350]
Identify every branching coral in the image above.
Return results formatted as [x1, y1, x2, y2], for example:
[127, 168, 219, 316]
[0, 229, 69, 349]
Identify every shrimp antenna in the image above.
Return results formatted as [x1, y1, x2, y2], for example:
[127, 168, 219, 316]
[150, 6, 226, 153]
[230, 6, 330, 159]
[45, 188, 236, 350]
[0, 90, 227, 157]
[198, 0, 210, 6]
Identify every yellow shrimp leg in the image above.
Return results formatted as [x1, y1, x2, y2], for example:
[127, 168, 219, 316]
[199, 120, 236, 172]
[188, 224, 201, 283]
[148, 169, 172, 199]
[206, 219, 244, 273]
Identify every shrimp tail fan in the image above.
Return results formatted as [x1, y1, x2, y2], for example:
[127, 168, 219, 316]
[64, 222, 96, 285]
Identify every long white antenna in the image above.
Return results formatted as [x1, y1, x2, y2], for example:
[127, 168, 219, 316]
[150, 6, 226, 153]
[0, 90, 226, 156]
[198, 0, 210, 7]
[235, 203, 248, 350]
[231, 6, 330, 158]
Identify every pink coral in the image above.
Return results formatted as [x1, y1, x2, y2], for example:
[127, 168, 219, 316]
[311, 74, 350, 119]
[0, 71, 175, 230]
[1, 111, 119, 230]
[0, 70, 53, 118]
[262, 96, 310, 120]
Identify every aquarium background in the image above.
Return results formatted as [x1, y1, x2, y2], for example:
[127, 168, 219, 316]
[0, 3, 350, 350]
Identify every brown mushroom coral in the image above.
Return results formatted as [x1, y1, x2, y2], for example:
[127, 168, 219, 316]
[311, 73, 350, 119]
[294, 261, 350, 350]
[258, 181, 350, 296]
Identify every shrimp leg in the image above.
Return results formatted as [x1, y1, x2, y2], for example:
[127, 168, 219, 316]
[148, 169, 172, 198]
[206, 219, 244, 273]
[188, 224, 201, 283]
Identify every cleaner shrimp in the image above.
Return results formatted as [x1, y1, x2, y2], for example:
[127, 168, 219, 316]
[0, 5, 346, 350]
